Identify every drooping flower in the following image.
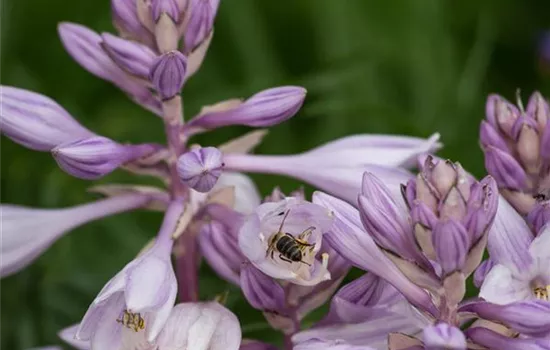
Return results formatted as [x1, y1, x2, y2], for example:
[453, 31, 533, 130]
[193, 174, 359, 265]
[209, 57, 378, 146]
[1, 193, 153, 277]
[0, 86, 94, 151]
[75, 201, 182, 349]
[480, 91, 550, 214]
[224, 133, 441, 204]
[238, 197, 334, 286]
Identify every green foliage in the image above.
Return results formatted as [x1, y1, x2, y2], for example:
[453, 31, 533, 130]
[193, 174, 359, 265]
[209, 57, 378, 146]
[1, 0, 549, 349]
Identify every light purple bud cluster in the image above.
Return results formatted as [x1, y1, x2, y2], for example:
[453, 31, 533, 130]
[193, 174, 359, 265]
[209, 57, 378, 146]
[480, 92, 550, 217]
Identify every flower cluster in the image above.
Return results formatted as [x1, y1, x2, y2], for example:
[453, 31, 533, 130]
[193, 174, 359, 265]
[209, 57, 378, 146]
[2, 1, 549, 350]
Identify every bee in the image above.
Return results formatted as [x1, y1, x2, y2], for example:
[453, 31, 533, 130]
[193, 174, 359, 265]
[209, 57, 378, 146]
[265, 210, 316, 265]
[117, 310, 145, 332]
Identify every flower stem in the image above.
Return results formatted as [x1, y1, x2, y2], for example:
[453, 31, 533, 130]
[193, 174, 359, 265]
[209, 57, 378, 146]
[161, 96, 200, 302]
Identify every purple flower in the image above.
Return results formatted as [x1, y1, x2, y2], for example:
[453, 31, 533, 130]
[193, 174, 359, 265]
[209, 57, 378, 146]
[224, 133, 441, 204]
[149, 51, 187, 100]
[177, 146, 224, 192]
[481, 224, 550, 304]
[58, 22, 162, 115]
[101, 33, 156, 79]
[528, 201, 550, 234]
[183, 0, 220, 53]
[151, 0, 182, 23]
[52, 136, 158, 180]
[111, 0, 155, 47]
[187, 86, 307, 129]
[423, 323, 466, 350]
[480, 91, 550, 214]
[467, 327, 550, 350]
[238, 198, 334, 286]
[76, 201, 183, 348]
[1, 193, 151, 277]
[0, 86, 94, 151]
[240, 263, 286, 312]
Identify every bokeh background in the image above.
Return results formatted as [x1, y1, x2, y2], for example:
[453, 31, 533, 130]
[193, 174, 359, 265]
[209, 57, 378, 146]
[2, 0, 550, 348]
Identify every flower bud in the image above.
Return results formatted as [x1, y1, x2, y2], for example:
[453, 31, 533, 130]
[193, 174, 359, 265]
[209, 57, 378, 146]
[432, 220, 470, 275]
[149, 51, 187, 100]
[111, 0, 155, 47]
[183, 0, 219, 53]
[0, 86, 94, 151]
[467, 327, 550, 350]
[485, 94, 521, 137]
[527, 91, 549, 131]
[512, 116, 541, 173]
[528, 201, 550, 234]
[479, 120, 508, 151]
[473, 258, 495, 288]
[423, 323, 466, 350]
[188, 86, 306, 129]
[177, 146, 224, 192]
[240, 263, 286, 312]
[484, 146, 527, 190]
[151, 0, 181, 23]
[52, 136, 156, 180]
[101, 33, 156, 78]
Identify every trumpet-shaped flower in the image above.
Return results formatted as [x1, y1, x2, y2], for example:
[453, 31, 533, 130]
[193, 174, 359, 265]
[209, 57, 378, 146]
[238, 197, 334, 286]
[1, 193, 151, 277]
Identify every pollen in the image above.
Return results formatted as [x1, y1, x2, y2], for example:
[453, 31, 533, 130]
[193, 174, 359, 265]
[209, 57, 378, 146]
[534, 286, 550, 301]
[116, 309, 146, 332]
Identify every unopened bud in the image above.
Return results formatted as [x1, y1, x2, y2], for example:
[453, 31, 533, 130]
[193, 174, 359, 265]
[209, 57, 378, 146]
[151, 0, 181, 23]
[484, 146, 527, 190]
[485, 94, 521, 137]
[149, 51, 187, 100]
[240, 263, 285, 312]
[432, 219, 470, 275]
[512, 117, 541, 173]
[101, 33, 156, 78]
[183, 0, 219, 53]
[527, 91, 549, 131]
[177, 146, 224, 192]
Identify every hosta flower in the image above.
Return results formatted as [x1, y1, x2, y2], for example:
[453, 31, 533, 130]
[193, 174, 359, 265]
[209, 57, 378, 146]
[238, 197, 334, 286]
[481, 224, 550, 304]
[1, 193, 152, 277]
[225, 133, 441, 204]
[177, 146, 224, 192]
[75, 201, 182, 349]
[466, 327, 550, 350]
[480, 91, 550, 214]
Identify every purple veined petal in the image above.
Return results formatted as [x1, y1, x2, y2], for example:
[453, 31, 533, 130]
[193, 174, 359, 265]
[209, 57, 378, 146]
[526, 91, 549, 131]
[484, 146, 527, 190]
[480, 120, 509, 152]
[52, 137, 157, 180]
[312, 191, 439, 317]
[224, 150, 414, 205]
[479, 263, 532, 305]
[151, 0, 181, 22]
[80, 292, 125, 350]
[464, 176, 499, 242]
[529, 225, 550, 271]
[0, 86, 95, 151]
[466, 327, 550, 350]
[101, 33, 156, 79]
[149, 50, 187, 100]
[240, 263, 286, 312]
[58, 324, 90, 350]
[111, 0, 155, 47]
[485, 94, 521, 137]
[184, 30, 213, 81]
[432, 220, 470, 275]
[212, 172, 261, 215]
[460, 300, 550, 337]
[183, 0, 219, 53]
[177, 146, 223, 192]
[155, 302, 241, 350]
[473, 258, 495, 288]
[188, 86, 306, 129]
[487, 195, 534, 271]
[198, 220, 244, 285]
[293, 339, 376, 350]
[423, 323, 466, 350]
[238, 198, 333, 286]
[0, 194, 150, 277]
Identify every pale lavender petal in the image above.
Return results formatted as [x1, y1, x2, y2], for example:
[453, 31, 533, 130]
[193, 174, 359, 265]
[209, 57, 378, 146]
[479, 120, 509, 151]
[88, 293, 125, 350]
[188, 86, 306, 129]
[312, 191, 438, 316]
[58, 324, 90, 350]
[479, 264, 532, 304]
[467, 327, 550, 350]
[184, 31, 213, 80]
[111, 0, 155, 47]
[484, 146, 527, 190]
[212, 172, 261, 215]
[0, 86, 94, 151]
[0, 194, 150, 277]
[529, 225, 550, 269]
[240, 263, 286, 312]
[101, 33, 156, 78]
[528, 202, 550, 235]
[183, 0, 219, 53]
[473, 258, 495, 288]
[526, 91, 549, 130]
[461, 300, 550, 337]
[177, 146, 224, 192]
[52, 137, 156, 180]
[487, 196, 534, 271]
[149, 50, 187, 100]
[423, 323, 466, 350]
[485, 94, 521, 136]
[155, 302, 241, 350]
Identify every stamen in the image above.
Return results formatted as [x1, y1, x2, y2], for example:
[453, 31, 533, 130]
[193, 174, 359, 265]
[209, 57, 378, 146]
[117, 309, 146, 332]
[321, 252, 329, 269]
[533, 286, 550, 301]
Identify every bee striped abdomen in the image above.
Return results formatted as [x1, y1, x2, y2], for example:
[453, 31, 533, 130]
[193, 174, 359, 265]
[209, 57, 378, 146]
[276, 235, 302, 262]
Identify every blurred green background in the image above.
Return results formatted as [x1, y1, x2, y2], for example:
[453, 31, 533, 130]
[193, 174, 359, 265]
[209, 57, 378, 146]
[1, 0, 550, 348]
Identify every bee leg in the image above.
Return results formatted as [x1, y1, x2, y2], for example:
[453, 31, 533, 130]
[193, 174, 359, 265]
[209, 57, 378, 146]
[279, 254, 293, 264]
[300, 260, 312, 266]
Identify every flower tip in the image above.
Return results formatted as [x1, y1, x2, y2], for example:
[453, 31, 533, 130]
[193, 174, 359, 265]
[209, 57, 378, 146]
[149, 51, 187, 100]
[177, 146, 224, 192]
